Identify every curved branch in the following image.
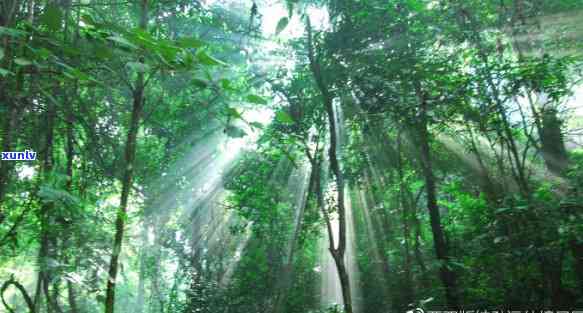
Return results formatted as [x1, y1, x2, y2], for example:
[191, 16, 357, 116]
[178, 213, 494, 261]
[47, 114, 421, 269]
[1, 275, 36, 313]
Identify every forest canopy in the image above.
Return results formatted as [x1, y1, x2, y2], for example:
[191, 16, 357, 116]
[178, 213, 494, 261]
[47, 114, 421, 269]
[1, 0, 583, 313]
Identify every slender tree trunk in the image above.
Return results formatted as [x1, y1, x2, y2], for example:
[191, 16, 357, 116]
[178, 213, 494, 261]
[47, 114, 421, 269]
[104, 1, 148, 312]
[0, 0, 20, 29]
[64, 3, 81, 311]
[306, 18, 353, 313]
[414, 85, 459, 309]
[36, 88, 62, 313]
[63, 94, 79, 313]
[465, 122, 499, 204]
[412, 214, 428, 283]
[0, 0, 35, 223]
[104, 78, 146, 313]
[396, 132, 414, 305]
[0, 104, 22, 208]
[0, 68, 25, 224]
[1, 276, 37, 313]
[66, 262, 79, 313]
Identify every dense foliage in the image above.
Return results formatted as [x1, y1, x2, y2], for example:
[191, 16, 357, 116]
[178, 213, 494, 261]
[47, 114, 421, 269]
[1, 0, 583, 313]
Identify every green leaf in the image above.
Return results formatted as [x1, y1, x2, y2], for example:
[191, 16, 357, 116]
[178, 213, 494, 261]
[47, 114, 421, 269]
[275, 17, 289, 35]
[34, 48, 52, 60]
[64, 68, 98, 84]
[226, 107, 243, 119]
[192, 78, 209, 88]
[220, 79, 236, 91]
[80, 14, 96, 26]
[68, 69, 89, 81]
[61, 46, 81, 57]
[40, 5, 63, 31]
[246, 94, 268, 104]
[107, 36, 138, 50]
[126, 61, 150, 72]
[156, 41, 181, 61]
[0, 68, 14, 77]
[275, 111, 294, 124]
[495, 207, 511, 214]
[94, 45, 113, 60]
[249, 122, 264, 129]
[0, 48, 4, 60]
[406, 0, 424, 11]
[196, 50, 226, 66]
[38, 186, 80, 205]
[0, 26, 25, 38]
[176, 37, 203, 48]
[225, 125, 247, 138]
[14, 58, 32, 66]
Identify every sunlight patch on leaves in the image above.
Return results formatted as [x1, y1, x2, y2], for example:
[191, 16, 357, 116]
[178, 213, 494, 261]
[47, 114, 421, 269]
[275, 111, 294, 124]
[246, 94, 268, 105]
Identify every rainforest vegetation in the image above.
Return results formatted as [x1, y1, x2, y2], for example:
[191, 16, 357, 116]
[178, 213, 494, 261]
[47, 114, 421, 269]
[1, 0, 583, 312]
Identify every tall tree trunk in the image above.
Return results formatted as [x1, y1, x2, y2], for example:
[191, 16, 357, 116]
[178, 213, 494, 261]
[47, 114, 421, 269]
[306, 18, 353, 313]
[62, 3, 79, 310]
[396, 131, 414, 305]
[66, 260, 79, 313]
[414, 85, 459, 309]
[37, 89, 61, 313]
[62, 91, 79, 313]
[412, 213, 428, 284]
[0, 64, 25, 225]
[465, 122, 499, 204]
[0, 0, 35, 224]
[104, 1, 148, 312]
[0, 103, 22, 213]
